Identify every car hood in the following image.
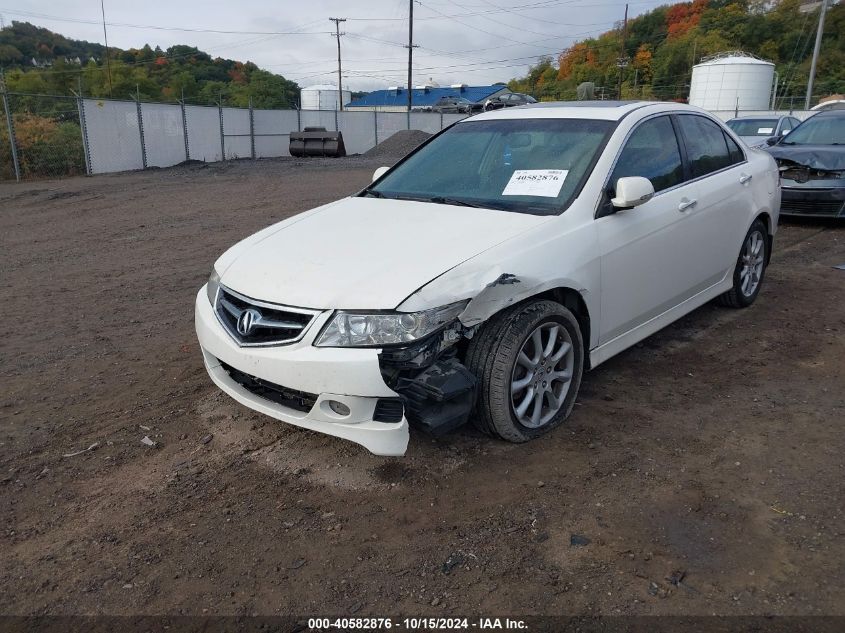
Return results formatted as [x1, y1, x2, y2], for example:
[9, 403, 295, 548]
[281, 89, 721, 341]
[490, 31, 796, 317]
[766, 144, 845, 171]
[217, 196, 551, 310]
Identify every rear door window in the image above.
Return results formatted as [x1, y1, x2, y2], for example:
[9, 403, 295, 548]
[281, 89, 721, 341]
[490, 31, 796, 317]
[677, 115, 734, 178]
[723, 132, 745, 165]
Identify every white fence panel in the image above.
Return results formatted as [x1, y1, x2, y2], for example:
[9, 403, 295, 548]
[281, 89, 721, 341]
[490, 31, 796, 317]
[185, 105, 222, 162]
[376, 112, 408, 144]
[83, 99, 144, 174]
[338, 111, 377, 155]
[409, 112, 443, 135]
[140, 102, 185, 167]
[300, 110, 336, 131]
[253, 109, 299, 158]
[222, 107, 251, 159]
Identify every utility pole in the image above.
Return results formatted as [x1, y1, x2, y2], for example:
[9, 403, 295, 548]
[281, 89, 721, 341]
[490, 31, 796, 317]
[100, 0, 112, 97]
[329, 18, 346, 111]
[805, 0, 828, 110]
[405, 0, 418, 112]
[616, 3, 629, 100]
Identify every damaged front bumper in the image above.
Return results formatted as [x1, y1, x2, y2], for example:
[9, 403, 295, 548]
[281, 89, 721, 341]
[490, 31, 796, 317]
[378, 324, 478, 437]
[780, 180, 845, 217]
[195, 288, 409, 456]
[775, 160, 845, 218]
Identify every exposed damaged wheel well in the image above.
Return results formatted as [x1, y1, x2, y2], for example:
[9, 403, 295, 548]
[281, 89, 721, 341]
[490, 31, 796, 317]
[378, 286, 592, 436]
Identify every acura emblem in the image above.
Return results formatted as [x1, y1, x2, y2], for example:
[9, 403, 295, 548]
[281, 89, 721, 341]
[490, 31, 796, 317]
[236, 308, 262, 336]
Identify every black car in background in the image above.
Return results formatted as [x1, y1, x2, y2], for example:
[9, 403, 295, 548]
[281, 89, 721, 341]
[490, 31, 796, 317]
[484, 92, 537, 111]
[430, 97, 482, 114]
[765, 110, 845, 218]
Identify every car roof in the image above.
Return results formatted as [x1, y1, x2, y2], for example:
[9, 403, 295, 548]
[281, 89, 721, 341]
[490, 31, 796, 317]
[812, 109, 845, 118]
[470, 100, 705, 122]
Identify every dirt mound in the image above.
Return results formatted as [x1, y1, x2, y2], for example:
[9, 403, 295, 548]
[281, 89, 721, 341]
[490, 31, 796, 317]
[363, 129, 432, 160]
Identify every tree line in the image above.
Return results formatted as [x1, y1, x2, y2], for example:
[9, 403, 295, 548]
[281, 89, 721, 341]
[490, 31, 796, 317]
[507, 0, 845, 108]
[0, 21, 301, 108]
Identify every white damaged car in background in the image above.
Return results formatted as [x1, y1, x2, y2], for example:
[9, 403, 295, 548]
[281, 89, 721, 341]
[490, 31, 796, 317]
[195, 101, 780, 456]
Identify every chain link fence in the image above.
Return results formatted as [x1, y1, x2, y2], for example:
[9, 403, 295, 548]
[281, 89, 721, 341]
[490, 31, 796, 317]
[2, 91, 818, 183]
[0, 92, 87, 181]
[0, 92, 471, 182]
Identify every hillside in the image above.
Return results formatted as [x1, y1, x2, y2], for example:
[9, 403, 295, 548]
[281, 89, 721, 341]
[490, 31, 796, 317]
[0, 21, 299, 108]
[508, 0, 845, 107]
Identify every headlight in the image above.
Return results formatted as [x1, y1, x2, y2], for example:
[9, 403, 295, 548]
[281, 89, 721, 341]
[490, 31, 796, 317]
[314, 301, 468, 347]
[206, 269, 221, 306]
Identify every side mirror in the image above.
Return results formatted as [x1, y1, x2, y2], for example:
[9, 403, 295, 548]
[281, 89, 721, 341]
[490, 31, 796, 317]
[372, 166, 390, 182]
[765, 136, 779, 146]
[610, 176, 655, 209]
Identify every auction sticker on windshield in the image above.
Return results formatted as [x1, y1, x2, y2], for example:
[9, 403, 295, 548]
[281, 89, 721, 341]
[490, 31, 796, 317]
[502, 169, 568, 197]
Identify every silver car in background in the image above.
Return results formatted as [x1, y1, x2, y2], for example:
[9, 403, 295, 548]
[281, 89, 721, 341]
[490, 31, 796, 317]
[726, 115, 802, 148]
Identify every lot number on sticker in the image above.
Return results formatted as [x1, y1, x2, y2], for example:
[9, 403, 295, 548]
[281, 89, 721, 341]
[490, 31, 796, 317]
[502, 169, 568, 197]
[757, 127, 774, 134]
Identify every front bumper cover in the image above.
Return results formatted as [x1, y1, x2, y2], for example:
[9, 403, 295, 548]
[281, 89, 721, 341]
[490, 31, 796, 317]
[780, 181, 845, 218]
[195, 287, 409, 456]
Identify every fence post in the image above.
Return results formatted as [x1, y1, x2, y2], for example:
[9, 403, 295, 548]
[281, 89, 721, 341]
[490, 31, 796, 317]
[76, 93, 92, 176]
[134, 96, 148, 169]
[249, 97, 256, 160]
[180, 91, 190, 162]
[334, 107, 339, 132]
[218, 100, 225, 161]
[374, 110, 378, 146]
[1, 89, 21, 182]
[406, 109, 410, 130]
[440, 112, 443, 130]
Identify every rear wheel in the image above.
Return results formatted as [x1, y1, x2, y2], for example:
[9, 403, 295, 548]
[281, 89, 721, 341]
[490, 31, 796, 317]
[717, 219, 769, 308]
[466, 300, 584, 443]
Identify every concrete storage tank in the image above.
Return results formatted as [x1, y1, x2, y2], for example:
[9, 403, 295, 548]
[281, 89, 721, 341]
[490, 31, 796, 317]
[300, 84, 352, 110]
[688, 52, 775, 112]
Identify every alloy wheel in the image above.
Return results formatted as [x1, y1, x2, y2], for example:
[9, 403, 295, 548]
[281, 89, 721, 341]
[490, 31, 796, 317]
[740, 229, 765, 297]
[510, 322, 575, 429]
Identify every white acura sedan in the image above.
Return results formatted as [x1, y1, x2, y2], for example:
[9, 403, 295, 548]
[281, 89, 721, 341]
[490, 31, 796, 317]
[195, 101, 780, 456]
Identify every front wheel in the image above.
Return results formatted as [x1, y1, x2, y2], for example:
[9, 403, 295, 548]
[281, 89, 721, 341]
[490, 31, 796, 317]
[465, 300, 584, 443]
[717, 219, 769, 308]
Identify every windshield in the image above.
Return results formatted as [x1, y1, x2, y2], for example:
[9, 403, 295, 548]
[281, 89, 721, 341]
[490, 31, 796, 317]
[781, 116, 845, 145]
[523, 95, 538, 103]
[727, 118, 778, 136]
[367, 118, 614, 215]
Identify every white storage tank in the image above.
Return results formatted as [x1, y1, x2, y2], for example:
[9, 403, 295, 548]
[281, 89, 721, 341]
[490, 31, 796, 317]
[689, 52, 775, 111]
[300, 84, 352, 111]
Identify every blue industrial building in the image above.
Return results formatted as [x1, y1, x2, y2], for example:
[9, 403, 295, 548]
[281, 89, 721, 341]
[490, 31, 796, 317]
[345, 84, 510, 112]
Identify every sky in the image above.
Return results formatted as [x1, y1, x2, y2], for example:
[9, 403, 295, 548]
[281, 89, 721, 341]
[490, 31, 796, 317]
[2, 0, 673, 91]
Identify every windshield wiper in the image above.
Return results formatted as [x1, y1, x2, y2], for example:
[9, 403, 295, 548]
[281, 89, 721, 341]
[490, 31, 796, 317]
[361, 189, 383, 198]
[428, 196, 484, 208]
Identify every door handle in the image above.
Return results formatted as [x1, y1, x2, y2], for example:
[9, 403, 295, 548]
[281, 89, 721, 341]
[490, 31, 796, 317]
[678, 198, 698, 212]
[740, 173, 753, 184]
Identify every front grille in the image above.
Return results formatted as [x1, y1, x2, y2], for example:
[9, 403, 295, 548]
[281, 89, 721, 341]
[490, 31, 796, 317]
[780, 198, 844, 216]
[219, 360, 317, 413]
[373, 398, 404, 423]
[214, 285, 318, 347]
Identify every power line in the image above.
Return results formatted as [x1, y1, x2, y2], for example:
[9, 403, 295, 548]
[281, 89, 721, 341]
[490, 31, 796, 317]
[0, 8, 333, 35]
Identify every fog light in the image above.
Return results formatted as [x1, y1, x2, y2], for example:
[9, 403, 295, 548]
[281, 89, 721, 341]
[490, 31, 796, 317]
[328, 400, 351, 416]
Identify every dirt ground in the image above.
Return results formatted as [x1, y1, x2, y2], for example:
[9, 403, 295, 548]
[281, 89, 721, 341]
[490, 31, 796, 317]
[1, 156, 843, 619]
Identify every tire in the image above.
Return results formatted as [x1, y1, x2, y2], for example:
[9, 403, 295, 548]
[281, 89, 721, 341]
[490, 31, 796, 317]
[717, 219, 769, 308]
[465, 299, 584, 443]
